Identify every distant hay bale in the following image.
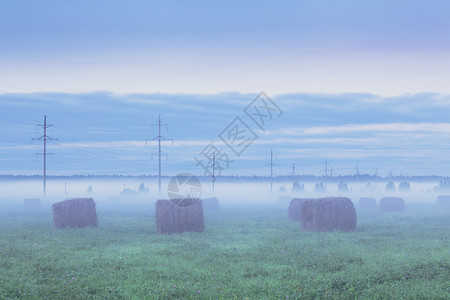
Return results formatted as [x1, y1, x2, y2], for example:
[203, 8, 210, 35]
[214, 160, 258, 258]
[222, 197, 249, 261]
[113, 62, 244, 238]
[380, 197, 405, 212]
[398, 181, 411, 192]
[385, 181, 396, 192]
[155, 199, 204, 234]
[24, 198, 40, 209]
[359, 197, 376, 209]
[52, 198, 98, 229]
[300, 197, 357, 232]
[202, 197, 220, 210]
[436, 195, 450, 206]
[288, 198, 311, 222]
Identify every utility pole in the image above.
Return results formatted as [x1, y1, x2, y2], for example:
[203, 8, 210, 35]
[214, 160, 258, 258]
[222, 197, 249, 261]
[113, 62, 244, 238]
[324, 159, 328, 190]
[147, 114, 172, 196]
[32, 115, 57, 196]
[264, 148, 278, 192]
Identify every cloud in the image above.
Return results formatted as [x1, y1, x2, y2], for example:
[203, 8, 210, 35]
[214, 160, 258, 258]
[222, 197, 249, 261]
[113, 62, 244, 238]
[2, 92, 450, 175]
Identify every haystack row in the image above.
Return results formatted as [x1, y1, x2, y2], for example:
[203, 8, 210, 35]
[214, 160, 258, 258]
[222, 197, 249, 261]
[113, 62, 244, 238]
[300, 197, 357, 232]
[288, 198, 312, 222]
[155, 199, 204, 234]
[52, 198, 98, 229]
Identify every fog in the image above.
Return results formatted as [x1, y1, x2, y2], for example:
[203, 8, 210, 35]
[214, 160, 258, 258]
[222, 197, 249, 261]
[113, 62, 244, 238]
[0, 177, 444, 213]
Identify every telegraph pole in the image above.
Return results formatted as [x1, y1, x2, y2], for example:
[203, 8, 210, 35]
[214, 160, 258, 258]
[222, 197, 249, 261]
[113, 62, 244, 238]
[32, 115, 57, 195]
[147, 114, 172, 196]
[264, 148, 278, 192]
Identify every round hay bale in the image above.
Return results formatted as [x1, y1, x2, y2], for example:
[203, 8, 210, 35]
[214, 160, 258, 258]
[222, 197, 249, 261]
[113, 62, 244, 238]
[398, 181, 411, 192]
[436, 195, 450, 206]
[155, 199, 204, 234]
[385, 181, 396, 192]
[288, 198, 312, 222]
[24, 198, 40, 209]
[202, 197, 220, 210]
[300, 197, 357, 232]
[380, 197, 405, 212]
[359, 197, 376, 210]
[52, 198, 98, 229]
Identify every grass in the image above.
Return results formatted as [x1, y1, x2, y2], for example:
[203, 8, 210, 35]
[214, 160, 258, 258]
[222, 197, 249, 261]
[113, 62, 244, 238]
[0, 203, 449, 299]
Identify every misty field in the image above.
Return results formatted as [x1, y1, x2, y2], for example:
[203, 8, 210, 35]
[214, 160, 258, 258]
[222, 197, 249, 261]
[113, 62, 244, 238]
[0, 203, 449, 299]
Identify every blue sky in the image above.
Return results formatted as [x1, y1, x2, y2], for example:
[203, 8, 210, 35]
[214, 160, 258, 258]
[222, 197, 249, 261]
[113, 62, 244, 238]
[0, 1, 450, 176]
[1, 0, 449, 95]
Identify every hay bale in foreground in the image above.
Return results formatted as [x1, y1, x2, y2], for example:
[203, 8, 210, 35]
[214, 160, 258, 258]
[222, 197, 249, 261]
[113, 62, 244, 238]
[24, 198, 40, 209]
[359, 197, 376, 209]
[380, 197, 405, 212]
[436, 195, 450, 206]
[155, 199, 204, 234]
[202, 197, 220, 210]
[300, 197, 357, 232]
[52, 198, 98, 229]
[288, 198, 312, 222]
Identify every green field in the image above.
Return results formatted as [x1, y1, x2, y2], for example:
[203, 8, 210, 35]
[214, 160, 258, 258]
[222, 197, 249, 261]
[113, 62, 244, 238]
[0, 203, 449, 299]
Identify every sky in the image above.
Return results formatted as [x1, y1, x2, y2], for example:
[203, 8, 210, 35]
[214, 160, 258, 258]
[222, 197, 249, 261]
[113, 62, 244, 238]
[0, 1, 450, 176]
[1, 92, 450, 177]
[1, 0, 449, 95]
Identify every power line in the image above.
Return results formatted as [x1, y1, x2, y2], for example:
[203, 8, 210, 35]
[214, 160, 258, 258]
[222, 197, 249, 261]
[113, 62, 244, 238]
[146, 114, 172, 196]
[32, 115, 58, 195]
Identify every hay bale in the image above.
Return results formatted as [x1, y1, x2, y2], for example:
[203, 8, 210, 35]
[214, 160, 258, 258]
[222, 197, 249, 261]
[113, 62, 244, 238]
[380, 197, 405, 212]
[52, 198, 98, 229]
[202, 197, 220, 210]
[300, 197, 357, 232]
[24, 198, 40, 209]
[436, 195, 450, 206]
[398, 181, 411, 192]
[385, 181, 396, 192]
[155, 199, 204, 234]
[359, 197, 376, 209]
[288, 198, 312, 222]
